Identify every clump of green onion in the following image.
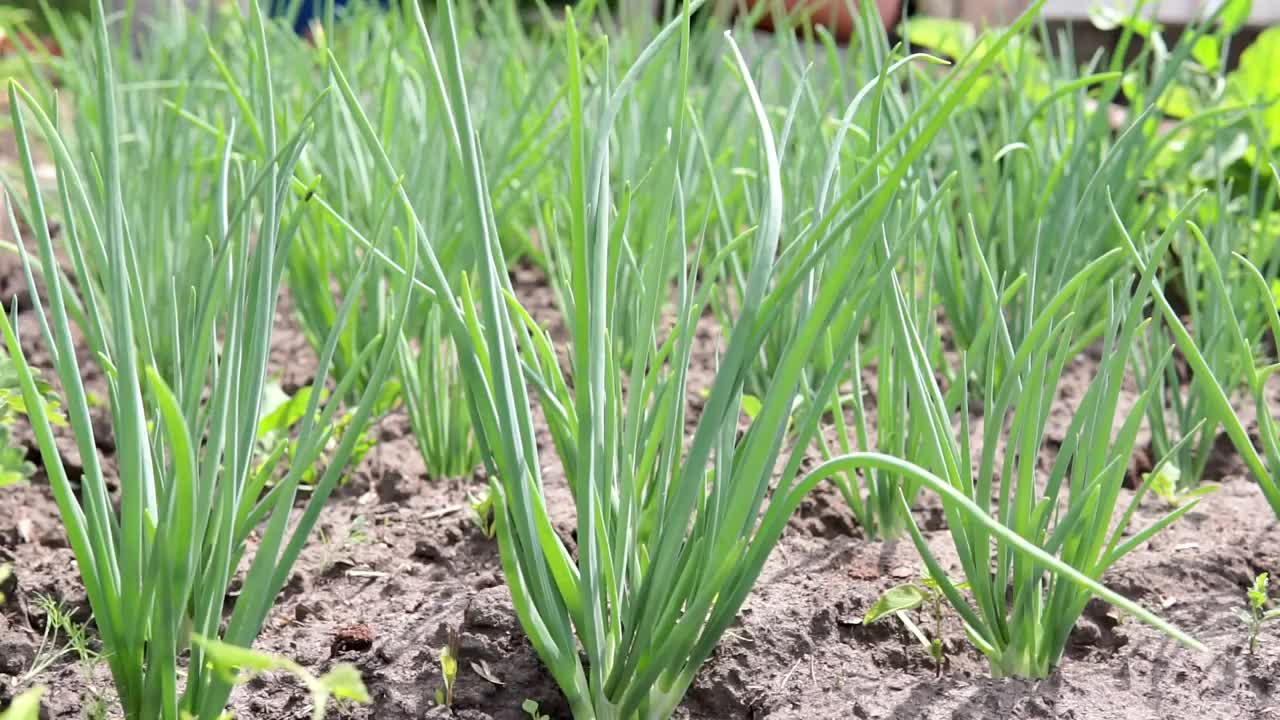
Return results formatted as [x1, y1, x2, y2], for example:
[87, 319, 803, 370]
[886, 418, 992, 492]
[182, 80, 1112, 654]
[0, 1, 408, 717]
[277, 2, 569, 478]
[916, 7, 1229, 393]
[8, 3, 259, 395]
[1168, 186, 1280, 516]
[851, 208, 1205, 678]
[1122, 193, 1280, 516]
[399, 310, 480, 479]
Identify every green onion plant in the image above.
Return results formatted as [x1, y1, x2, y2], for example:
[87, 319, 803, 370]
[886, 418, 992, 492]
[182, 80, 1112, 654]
[1177, 196, 1280, 515]
[859, 218, 1205, 678]
[908, 11, 1236, 392]
[5, 3, 256, 395]
[1121, 190, 1280, 516]
[278, 1, 570, 477]
[1132, 215, 1244, 490]
[695, 0, 922, 398]
[0, 1, 409, 716]
[399, 310, 480, 478]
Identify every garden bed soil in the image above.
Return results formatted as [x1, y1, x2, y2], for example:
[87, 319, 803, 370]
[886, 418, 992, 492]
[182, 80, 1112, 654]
[2, 231, 1280, 720]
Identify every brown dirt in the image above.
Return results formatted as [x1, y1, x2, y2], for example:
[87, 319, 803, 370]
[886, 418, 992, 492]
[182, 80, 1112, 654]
[2, 233, 1280, 720]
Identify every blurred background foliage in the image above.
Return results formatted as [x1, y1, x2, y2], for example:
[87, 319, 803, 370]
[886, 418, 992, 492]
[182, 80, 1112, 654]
[2, 0, 89, 34]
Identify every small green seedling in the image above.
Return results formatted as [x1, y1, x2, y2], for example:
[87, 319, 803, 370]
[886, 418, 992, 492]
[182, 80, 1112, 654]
[0, 348, 64, 488]
[40, 594, 100, 666]
[0, 687, 43, 720]
[1237, 573, 1280, 654]
[522, 699, 551, 720]
[435, 627, 460, 707]
[1145, 463, 1220, 508]
[469, 490, 496, 539]
[316, 517, 372, 578]
[256, 382, 313, 447]
[254, 383, 379, 486]
[338, 515, 371, 548]
[21, 593, 101, 690]
[191, 634, 369, 720]
[0, 564, 9, 603]
[864, 574, 969, 676]
[698, 389, 800, 430]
